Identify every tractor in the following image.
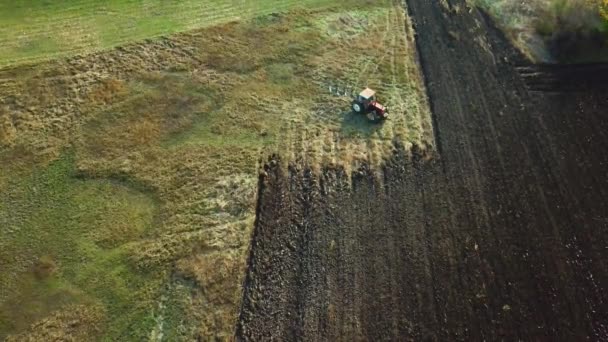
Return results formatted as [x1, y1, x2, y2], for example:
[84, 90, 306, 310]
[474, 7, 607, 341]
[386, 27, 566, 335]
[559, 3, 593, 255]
[351, 88, 389, 122]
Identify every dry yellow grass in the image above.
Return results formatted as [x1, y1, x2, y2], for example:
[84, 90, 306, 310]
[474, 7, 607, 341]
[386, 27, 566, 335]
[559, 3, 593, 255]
[4, 305, 106, 342]
[0, 0, 432, 339]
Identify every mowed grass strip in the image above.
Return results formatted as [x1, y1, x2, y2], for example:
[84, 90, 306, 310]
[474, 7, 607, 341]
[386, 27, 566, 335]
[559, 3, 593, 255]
[1, 0, 350, 68]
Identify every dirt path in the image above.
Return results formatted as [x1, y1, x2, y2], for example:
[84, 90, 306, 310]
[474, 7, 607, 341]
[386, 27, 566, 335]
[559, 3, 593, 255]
[236, 0, 608, 340]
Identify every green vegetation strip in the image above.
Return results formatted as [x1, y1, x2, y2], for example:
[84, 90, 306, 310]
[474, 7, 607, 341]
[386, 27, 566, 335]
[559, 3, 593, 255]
[0, 154, 163, 340]
[1, 0, 345, 68]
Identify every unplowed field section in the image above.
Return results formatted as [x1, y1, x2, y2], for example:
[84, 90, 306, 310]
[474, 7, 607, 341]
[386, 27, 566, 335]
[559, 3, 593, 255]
[237, 0, 608, 340]
[0, 0, 342, 68]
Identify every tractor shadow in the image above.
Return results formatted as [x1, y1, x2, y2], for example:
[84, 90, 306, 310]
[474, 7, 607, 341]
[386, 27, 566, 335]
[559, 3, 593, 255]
[340, 110, 384, 138]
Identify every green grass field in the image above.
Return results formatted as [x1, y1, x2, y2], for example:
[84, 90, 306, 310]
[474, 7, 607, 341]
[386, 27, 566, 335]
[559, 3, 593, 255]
[0, 0, 350, 69]
[0, 154, 164, 340]
[0, 0, 433, 339]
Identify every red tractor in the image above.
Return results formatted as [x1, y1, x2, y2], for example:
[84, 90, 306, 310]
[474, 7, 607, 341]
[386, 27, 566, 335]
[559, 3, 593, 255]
[351, 88, 389, 122]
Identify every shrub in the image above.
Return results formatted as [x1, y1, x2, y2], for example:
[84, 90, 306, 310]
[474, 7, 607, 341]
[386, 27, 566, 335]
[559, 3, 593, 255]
[602, 0, 608, 27]
[534, 0, 608, 62]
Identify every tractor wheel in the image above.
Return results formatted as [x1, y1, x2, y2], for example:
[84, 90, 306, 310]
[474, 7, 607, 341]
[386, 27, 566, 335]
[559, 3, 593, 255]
[352, 102, 363, 113]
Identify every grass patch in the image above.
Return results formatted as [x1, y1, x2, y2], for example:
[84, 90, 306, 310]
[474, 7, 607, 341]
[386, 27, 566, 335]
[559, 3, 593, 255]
[166, 115, 275, 149]
[0, 0, 364, 69]
[0, 154, 163, 340]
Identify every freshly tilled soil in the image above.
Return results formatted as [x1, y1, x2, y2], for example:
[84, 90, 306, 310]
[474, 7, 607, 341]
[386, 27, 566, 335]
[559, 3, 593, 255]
[237, 0, 608, 340]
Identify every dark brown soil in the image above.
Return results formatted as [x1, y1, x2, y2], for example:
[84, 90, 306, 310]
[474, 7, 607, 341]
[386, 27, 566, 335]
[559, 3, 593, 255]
[236, 0, 608, 340]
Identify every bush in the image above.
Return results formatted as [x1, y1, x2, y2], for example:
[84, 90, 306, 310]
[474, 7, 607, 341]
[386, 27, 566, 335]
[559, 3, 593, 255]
[534, 0, 608, 62]
[602, 0, 608, 28]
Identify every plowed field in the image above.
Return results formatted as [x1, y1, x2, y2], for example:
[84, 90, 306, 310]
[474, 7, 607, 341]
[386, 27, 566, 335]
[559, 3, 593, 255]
[237, 0, 608, 340]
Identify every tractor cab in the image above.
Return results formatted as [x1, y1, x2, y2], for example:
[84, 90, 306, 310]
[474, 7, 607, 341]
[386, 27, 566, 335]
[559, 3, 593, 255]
[357, 87, 376, 104]
[352, 87, 389, 122]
